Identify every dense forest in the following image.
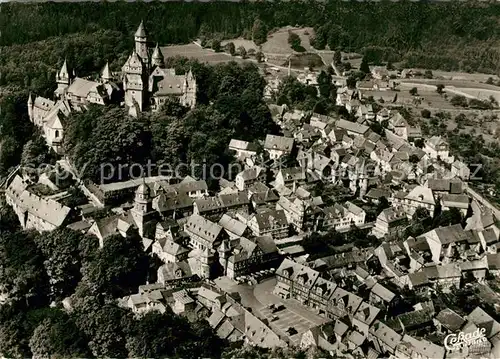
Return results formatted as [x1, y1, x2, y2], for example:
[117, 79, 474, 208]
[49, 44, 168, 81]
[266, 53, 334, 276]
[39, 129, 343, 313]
[3, 0, 500, 89]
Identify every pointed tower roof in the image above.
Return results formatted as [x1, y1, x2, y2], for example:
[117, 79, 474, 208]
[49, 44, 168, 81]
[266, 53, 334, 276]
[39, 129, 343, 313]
[152, 43, 164, 60]
[135, 20, 147, 38]
[59, 59, 69, 78]
[102, 61, 112, 81]
[28, 92, 33, 105]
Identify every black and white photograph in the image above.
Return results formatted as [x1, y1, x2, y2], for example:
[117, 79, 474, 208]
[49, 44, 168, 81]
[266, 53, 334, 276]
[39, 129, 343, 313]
[1, 0, 500, 358]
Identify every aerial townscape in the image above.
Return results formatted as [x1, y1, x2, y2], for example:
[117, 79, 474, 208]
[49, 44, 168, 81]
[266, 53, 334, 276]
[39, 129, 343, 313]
[3, 1, 500, 358]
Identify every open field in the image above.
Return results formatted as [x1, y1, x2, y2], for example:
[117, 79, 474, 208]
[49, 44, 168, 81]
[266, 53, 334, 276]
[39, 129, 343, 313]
[221, 38, 257, 52]
[262, 26, 315, 54]
[400, 78, 500, 91]
[160, 43, 249, 64]
[365, 88, 459, 110]
[407, 69, 499, 82]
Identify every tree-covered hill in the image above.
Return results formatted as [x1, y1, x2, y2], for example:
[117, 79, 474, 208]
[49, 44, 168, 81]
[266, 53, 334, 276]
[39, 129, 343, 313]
[3, 0, 500, 74]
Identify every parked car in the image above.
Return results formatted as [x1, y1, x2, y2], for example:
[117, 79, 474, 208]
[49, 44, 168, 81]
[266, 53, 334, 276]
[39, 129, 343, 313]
[274, 304, 285, 312]
[270, 315, 279, 322]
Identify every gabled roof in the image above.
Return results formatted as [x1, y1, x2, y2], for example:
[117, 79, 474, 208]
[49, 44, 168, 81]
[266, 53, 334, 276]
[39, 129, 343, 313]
[218, 214, 247, 237]
[355, 302, 380, 325]
[264, 134, 294, 152]
[429, 224, 468, 245]
[371, 321, 403, 350]
[427, 179, 463, 193]
[405, 186, 435, 205]
[7, 175, 71, 228]
[467, 307, 500, 338]
[237, 166, 263, 181]
[399, 335, 445, 359]
[435, 308, 465, 332]
[336, 119, 369, 135]
[252, 209, 288, 230]
[408, 271, 429, 287]
[426, 135, 448, 149]
[276, 258, 299, 277]
[219, 191, 249, 207]
[378, 207, 406, 225]
[371, 283, 396, 302]
[229, 139, 258, 152]
[150, 67, 186, 96]
[67, 78, 100, 99]
[254, 235, 278, 254]
[441, 194, 469, 209]
[184, 214, 222, 243]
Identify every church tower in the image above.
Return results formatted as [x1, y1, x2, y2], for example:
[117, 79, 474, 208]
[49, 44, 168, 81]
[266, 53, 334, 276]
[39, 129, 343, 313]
[101, 61, 112, 83]
[135, 21, 149, 66]
[151, 43, 164, 68]
[131, 181, 154, 238]
[55, 59, 71, 99]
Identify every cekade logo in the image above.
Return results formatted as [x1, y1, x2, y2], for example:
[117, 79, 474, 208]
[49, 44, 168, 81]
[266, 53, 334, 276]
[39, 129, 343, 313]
[444, 327, 488, 351]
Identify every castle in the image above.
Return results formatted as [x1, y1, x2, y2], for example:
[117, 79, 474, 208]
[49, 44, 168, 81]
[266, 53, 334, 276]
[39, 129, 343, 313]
[28, 21, 197, 154]
[122, 21, 196, 115]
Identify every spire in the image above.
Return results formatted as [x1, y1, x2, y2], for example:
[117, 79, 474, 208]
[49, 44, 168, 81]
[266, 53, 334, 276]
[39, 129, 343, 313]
[152, 43, 162, 58]
[102, 61, 112, 82]
[28, 92, 33, 105]
[152, 43, 164, 67]
[135, 20, 147, 38]
[60, 59, 69, 78]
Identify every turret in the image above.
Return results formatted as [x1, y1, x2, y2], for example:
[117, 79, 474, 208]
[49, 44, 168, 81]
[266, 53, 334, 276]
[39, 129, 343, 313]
[55, 59, 71, 98]
[151, 43, 164, 68]
[134, 21, 149, 64]
[131, 180, 154, 238]
[56, 59, 70, 84]
[181, 68, 197, 108]
[101, 61, 112, 83]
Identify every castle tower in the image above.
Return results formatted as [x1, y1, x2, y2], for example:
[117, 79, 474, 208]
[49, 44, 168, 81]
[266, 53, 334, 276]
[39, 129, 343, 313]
[151, 43, 164, 68]
[181, 68, 197, 108]
[131, 181, 154, 237]
[122, 50, 147, 112]
[55, 59, 71, 98]
[134, 21, 149, 65]
[101, 61, 112, 83]
[27, 92, 33, 122]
